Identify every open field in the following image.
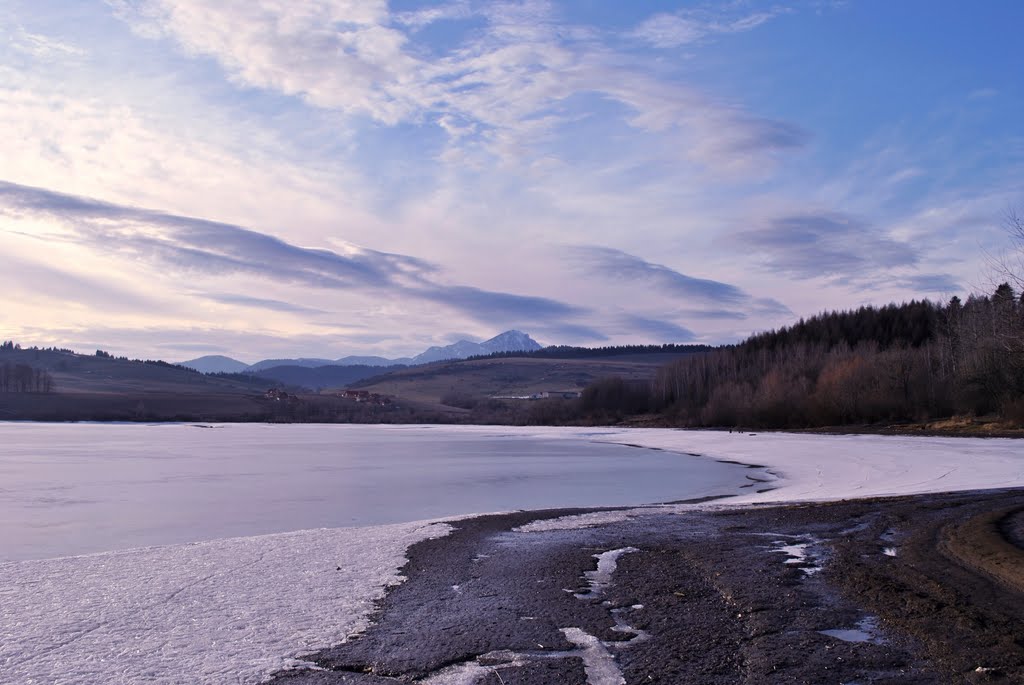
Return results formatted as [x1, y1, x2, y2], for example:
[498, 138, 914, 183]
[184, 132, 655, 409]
[349, 354, 687, 409]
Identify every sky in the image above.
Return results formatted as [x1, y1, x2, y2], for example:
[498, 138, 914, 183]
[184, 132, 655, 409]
[1, 0, 1022, 362]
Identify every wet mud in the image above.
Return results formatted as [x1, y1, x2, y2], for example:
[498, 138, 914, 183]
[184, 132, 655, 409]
[269, 490, 1024, 684]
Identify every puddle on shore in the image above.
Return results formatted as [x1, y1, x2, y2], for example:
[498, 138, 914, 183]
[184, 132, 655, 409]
[569, 547, 649, 679]
[819, 616, 887, 645]
[420, 651, 527, 685]
[767, 537, 824, 575]
[561, 627, 626, 685]
[608, 605, 650, 646]
[838, 521, 871, 536]
[880, 528, 900, 557]
[419, 627, 631, 685]
[574, 547, 638, 598]
[428, 544, 646, 684]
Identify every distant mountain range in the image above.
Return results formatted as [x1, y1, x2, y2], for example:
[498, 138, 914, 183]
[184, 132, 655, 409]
[178, 330, 543, 375]
[412, 330, 541, 364]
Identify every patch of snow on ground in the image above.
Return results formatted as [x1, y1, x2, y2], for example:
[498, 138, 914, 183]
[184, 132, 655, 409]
[0, 521, 450, 685]
[516, 506, 678, 533]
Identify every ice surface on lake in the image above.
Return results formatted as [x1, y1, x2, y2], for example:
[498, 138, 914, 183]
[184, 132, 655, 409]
[4, 424, 1023, 684]
[0, 423, 747, 562]
[559, 428, 1024, 504]
[0, 521, 450, 685]
[511, 428, 1023, 531]
[505, 427, 1024, 533]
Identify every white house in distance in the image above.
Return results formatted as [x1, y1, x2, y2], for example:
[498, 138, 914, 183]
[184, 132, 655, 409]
[492, 390, 583, 400]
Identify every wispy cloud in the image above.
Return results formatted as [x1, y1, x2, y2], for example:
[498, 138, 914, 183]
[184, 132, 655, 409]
[199, 293, 329, 316]
[737, 211, 919, 280]
[417, 285, 587, 325]
[0, 252, 161, 313]
[9, 26, 85, 58]
[564, 245, 792, 331]
[968, 87, 998, 100]
[630, 6, 789, 48]
[0, 179, 589, 330]
[567, 245, 747, 304]
[751, 297, 796, 316]
[897, 273, 961, 294]
[0, 180, 428, 289]
[105, 0, 807, 174]
[394, 1, 474, 30]
[618, 314, 696, 342]
[675, 309, 748, 320]
[531, 321, 609, 345]
[155, 341, 230, 353]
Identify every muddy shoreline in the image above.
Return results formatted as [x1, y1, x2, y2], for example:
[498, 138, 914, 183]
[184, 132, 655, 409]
[270, 489, 1024, 684]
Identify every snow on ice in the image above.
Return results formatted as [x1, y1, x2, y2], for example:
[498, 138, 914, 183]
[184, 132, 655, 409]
[513, 427, 1024, 530]
[0, 521, 450, 685]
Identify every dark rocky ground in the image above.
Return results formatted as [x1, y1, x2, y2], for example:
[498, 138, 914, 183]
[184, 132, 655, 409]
[269, 489, 1024, 684]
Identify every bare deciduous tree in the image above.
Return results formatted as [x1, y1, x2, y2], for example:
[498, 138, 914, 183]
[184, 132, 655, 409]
[994, 208, 1024, 293]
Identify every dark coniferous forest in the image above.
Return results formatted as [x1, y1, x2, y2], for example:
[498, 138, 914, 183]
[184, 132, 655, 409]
[581, 285, 1024, 428]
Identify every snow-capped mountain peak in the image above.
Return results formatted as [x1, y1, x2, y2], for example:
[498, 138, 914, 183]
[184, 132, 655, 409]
[480, 330, 542, 354]
[411, 330, 542, 364]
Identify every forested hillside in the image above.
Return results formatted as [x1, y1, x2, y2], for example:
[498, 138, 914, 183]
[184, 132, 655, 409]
[581, 285, 1024, 428]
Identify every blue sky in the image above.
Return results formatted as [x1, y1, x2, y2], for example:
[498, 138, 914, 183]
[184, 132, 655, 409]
[0, 0, 1021, 361]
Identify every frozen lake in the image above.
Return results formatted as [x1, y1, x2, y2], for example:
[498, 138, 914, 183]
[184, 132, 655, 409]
[0, 423, 749, 561]
[3, 426, 1021, 685]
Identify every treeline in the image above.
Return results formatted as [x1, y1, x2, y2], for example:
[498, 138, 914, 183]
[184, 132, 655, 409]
[465, 343, 711, 362]
[3, 341, 200, 373]
[0, 362, 56, 393]
[582, 285, 1024, 428]
[94, 349, 198, 371]
[3, 341, 75, 355]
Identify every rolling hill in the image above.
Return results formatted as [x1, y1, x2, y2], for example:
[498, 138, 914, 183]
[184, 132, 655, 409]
[347, 351, 697, 411]
[177, 355, 250, 374]
[0, 347, 271, 421]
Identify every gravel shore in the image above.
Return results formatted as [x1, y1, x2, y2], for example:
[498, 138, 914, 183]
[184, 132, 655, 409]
[270, 489, 1024, 684]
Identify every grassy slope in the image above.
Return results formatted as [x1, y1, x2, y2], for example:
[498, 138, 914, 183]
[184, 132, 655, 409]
[0, 348, 271, 421]
[0, 348, 256, 394]
[349, 353, 688, 409]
